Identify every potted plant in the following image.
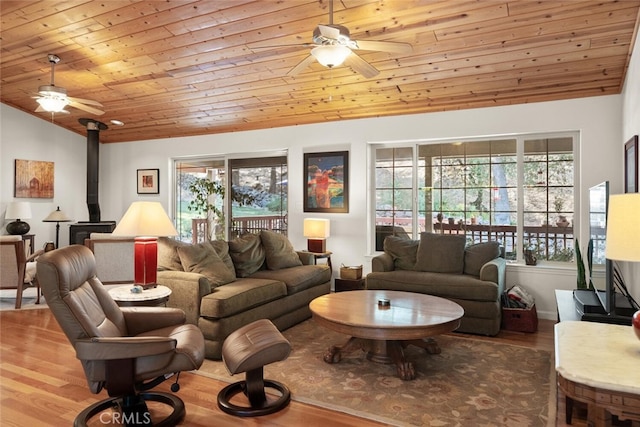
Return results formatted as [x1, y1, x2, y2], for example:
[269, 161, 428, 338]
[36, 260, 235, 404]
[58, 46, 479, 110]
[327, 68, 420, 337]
[187, 177, 225, 240]
[574, 238, 594, 290]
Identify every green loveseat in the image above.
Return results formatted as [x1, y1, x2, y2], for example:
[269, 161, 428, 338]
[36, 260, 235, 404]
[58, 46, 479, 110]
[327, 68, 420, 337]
[366, 233, 506, 336]
[156, 230, 331, 359]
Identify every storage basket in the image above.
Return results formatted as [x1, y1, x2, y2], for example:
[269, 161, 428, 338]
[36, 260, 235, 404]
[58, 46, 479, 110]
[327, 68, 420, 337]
[340, 264, 363, 280]
[502, 304, 538, 333]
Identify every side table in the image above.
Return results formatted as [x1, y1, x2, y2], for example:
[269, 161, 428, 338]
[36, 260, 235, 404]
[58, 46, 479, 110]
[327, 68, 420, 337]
[304, 251, 332, 271]
[334, 278, 365, 292]
[108, 285, 172, 307]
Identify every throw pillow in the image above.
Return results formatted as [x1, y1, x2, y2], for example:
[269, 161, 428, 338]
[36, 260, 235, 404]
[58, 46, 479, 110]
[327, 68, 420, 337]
[177, 242, 236, 287]
[383, 235, 418, 270]
[415, 232, 466, 274]
[157, 237, 188, 271]
[464, 241, 501, 276]
[260, 230, 302, 270]
[228, 233, 266, 277]
[209, 240, 237, 278]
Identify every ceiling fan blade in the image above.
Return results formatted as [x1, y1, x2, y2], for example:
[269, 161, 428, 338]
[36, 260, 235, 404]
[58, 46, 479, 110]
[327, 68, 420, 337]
[67, 100, 105, 115]
[344, 53, 379, 78]
[67, 96, 103, 107]
[287, 55, 317, 76]
[352, 40, 413, 54]
[318, 24, 341, 40]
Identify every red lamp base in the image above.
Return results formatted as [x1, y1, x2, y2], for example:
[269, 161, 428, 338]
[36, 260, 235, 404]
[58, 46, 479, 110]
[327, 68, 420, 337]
[307, 239, 326, 253]
[134, 237, 158, 289]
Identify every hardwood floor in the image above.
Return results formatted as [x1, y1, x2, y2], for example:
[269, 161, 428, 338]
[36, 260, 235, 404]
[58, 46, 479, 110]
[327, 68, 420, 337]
[0, 308, 590, 426]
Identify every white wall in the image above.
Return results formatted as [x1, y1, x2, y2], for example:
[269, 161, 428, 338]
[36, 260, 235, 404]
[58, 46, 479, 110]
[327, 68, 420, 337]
[619, 29, 640, 304]
[0, 105, 86, 248]
[0, 92, 629, 321]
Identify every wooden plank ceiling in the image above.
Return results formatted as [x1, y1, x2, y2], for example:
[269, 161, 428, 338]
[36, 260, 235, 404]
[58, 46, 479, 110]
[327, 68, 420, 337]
[1, 0, 639, 144]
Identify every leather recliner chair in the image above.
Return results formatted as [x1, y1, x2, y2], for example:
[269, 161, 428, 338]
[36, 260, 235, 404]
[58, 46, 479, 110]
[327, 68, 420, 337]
[37, 245, 205, 426]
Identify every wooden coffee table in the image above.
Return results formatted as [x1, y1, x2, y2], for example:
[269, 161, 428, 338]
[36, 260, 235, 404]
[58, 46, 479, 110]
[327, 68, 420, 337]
[309, 290, 464, 380]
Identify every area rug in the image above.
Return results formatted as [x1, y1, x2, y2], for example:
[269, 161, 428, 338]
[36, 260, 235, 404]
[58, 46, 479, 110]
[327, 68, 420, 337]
[195, 319, 555, 426]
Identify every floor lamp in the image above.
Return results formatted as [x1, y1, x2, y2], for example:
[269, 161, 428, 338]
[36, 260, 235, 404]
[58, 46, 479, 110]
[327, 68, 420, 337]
[43, 206, 72, 248]
[112, 201, 178, 289]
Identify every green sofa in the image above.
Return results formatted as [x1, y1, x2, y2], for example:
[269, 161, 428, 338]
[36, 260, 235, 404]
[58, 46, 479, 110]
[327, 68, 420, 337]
[366, 233, 506, 336]
[156, 230, 331, 359]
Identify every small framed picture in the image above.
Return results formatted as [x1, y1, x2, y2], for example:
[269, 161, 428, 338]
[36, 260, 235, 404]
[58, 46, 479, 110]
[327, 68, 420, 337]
[304, 151, 349, 213]
[137, 169, 159, 194]
[625, 135, 638, 193]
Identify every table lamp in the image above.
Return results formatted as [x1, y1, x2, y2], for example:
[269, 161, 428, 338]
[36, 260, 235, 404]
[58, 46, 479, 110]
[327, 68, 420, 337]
[604, 193, 640, 338]
[113, 201, 178, 289]
[42, 206, 72, 248]
[303, 218, 330, 253]
[5, 201, 32, 235]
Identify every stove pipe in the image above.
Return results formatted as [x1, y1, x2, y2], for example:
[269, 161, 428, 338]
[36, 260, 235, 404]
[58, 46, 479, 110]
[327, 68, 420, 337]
[79, 118, 108, 222]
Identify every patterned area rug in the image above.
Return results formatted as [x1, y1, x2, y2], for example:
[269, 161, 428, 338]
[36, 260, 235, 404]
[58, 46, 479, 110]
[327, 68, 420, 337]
[196, 319, 555, 426]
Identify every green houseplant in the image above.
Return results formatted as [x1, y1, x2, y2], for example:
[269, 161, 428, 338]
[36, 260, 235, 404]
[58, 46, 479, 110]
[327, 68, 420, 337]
[187, 177, 225, 240]
[575, 238, 595, 290]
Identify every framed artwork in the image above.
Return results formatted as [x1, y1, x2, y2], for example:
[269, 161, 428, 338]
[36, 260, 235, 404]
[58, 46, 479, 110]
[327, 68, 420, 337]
[137, 169, 159, 194]
[14, 159, 54, 198]
[625, 135, 638, 193]
[304, 151, 349, 213]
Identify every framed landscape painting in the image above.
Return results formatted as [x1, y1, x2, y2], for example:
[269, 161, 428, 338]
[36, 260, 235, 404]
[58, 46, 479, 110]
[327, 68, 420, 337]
[304, 151, 349, 213]
[137, 169, 159, 194]
[14, 159, 54, 198]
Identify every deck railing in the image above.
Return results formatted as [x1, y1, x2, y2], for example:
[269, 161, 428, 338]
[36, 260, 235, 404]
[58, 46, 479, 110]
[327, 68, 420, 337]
[229, 215, 287, 238]
[376, 217, 576, 260]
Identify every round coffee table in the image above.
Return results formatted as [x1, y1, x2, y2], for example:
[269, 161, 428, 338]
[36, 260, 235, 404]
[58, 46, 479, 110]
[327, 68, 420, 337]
[309, 290, 464, 380]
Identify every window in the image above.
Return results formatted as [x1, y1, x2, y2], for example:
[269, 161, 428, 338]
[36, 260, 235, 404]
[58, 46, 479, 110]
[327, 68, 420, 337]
[373, 133, 577, 262]
[174, 153, 288, 243]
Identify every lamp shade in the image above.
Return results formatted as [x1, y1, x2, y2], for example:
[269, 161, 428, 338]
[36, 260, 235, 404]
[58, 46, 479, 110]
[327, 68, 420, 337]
[5, 202, 32, 219]
[311, 45, 351, 68]
[304, 218, 330, 238]
[43, 206, 72, 223]
[605, 193, 640, 262]
[112, 201, 178, 237]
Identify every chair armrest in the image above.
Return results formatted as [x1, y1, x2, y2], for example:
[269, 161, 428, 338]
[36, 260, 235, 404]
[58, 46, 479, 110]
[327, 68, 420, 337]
[371, 253, 395, 272]
[75, 336, 176, 360]
[121, 306, 186, 336]
[480, 257, 506, 294]
[156, 270, 212, 325]
[26, 249, 44, 263]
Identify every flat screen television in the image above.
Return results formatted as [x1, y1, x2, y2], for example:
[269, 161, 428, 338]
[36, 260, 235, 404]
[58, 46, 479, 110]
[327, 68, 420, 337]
[579, 181, 635, 323]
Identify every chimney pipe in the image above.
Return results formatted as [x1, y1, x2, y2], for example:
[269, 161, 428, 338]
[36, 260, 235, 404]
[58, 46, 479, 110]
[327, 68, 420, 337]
[79, 118, 108, 222]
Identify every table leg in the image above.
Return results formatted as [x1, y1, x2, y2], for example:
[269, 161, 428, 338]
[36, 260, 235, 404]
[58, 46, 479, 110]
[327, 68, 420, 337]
[387, 341, 416, 381]
[402, 338, 441, 354]
[323, 337, 369, 363]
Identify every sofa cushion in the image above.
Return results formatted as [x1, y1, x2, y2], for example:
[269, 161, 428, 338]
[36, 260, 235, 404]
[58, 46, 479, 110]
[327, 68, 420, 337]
[366, 270, 499, 302]
[250, 264, 331, 294]
[384, 235, 418, 270]
[260, 230, 303, 270]
[200, 278, 287, 319]
[464, 241, 500, 276]
[228, 233, 265, 277]
[415, 233, 466, 274]
[177, 242, 236, 287]
[157, 237, 188, 271]
[209, 240, 237, 277]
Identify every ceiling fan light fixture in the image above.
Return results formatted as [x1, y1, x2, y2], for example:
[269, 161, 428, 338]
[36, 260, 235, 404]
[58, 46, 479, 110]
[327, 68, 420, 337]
[37, 95, 68, 112]
[311, 45, 351, 68]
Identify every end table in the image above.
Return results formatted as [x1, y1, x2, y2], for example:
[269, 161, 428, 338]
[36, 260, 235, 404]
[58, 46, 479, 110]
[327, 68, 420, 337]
[108, 285, 172, 307]
[334, 278, 365, 292]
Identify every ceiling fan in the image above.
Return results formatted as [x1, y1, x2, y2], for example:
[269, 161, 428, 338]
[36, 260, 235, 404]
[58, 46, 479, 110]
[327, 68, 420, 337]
[33, 54, 104, 116]
[285, 0, 413, 78]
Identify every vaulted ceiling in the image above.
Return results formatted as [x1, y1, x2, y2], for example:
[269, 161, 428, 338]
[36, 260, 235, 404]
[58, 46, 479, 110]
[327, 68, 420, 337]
[1, 1, 638, 144]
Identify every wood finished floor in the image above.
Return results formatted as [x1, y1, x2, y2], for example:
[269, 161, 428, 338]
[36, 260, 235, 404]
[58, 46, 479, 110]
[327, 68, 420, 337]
[0, 308, 592, 426]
